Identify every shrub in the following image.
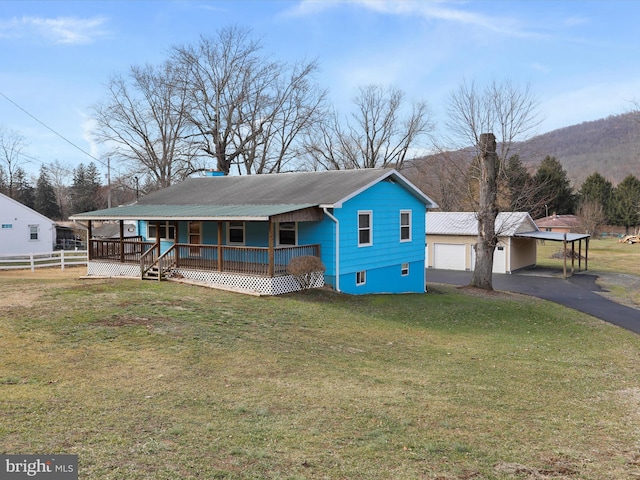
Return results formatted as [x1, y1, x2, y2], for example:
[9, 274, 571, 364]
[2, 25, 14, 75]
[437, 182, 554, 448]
[286, 256, 326, 290]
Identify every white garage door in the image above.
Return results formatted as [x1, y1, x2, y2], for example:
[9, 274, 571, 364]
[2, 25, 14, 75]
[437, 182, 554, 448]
[470, 245, 507, 273]
[434, 244, 466, 270]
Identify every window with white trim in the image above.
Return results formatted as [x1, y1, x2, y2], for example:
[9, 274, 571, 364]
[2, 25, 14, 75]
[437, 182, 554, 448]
[400, 210, 411, 242]
[228, 221, 245, 244]
[356, 270, 366, 285]
[401, 263, 409, 276]
[29, 225, 39, 241]
[148, 222, 175, 240]
[358, 211, 372, 246]
[278, 222, 296, 245]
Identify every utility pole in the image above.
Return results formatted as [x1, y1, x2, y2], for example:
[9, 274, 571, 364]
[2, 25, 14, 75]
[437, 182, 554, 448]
[107, 157, 112, 209]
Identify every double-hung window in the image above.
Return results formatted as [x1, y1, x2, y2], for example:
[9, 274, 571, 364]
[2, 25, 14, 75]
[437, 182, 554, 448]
[148, 222, 175, 241]
[228, 221, 245, 245]
[358, 211, 373, 247]
[278, 222, 296, 246]
[29, 225, 39, 241]
[400, 210, 412, 242]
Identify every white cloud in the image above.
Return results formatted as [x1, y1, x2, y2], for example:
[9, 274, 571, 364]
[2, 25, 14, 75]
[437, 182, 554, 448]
[0, 16, 109, 45]
[540, 80, 640, 132]
[289, 0, 546, 39]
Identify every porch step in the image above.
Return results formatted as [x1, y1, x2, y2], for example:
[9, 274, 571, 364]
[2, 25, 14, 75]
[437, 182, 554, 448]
[143, 266, 163, 281]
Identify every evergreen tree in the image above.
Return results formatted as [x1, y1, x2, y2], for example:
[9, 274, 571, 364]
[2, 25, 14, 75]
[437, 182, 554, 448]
[69, 162, 103, 215]
[577, 172, 614, 222]
[503, 155, 535, 212]
[34, 165, 62, 220]
[12, 167, 35, 208]
[533, 156, 575, 215]
[610, 174, 640, 233]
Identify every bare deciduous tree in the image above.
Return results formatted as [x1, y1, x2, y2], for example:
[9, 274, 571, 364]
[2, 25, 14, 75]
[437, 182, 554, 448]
[173, 27, 326, 175]
[0, 127, 30, 198]
[577, 199, 606, 236]
[92, 61, 201, 191]
[44, 159, 73, 219]
[446, 79, 541, 290]
[306, 85, 433, 170]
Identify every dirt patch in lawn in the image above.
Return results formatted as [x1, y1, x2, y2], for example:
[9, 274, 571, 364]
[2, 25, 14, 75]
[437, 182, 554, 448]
[0, 267, 85, 308]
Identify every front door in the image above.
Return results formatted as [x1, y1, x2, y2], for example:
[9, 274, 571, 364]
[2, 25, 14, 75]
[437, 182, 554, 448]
[188, 222, 201, 255]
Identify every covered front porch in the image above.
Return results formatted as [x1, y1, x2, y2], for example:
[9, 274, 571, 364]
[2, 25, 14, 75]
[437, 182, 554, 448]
[76, 204, 327, 295]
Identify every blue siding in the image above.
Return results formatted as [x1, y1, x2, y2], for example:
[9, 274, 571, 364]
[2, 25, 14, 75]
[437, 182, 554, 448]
[137, 176, 428, 295]
[333, 180, 426, 295]
[340, 260, 425, 294]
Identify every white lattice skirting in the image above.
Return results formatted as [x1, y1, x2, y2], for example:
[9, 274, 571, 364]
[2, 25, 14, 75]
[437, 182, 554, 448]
[86, 262, 324, 295]
[87, 261, 141, 278]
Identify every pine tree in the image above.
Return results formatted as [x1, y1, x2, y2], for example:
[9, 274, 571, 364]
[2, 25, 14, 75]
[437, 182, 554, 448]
[610, 175, 640, 233]
[69, 162, 103, 215]
[578, 172, 614, 223]
[533, 156, 575, 215]
[34, 165, 62, 220]
[12, 168, 35, 208]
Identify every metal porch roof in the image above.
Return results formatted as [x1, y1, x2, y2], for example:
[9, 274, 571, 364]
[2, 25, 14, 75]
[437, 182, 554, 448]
[70, 203, 317, 221]
[514, 231, 590, 242]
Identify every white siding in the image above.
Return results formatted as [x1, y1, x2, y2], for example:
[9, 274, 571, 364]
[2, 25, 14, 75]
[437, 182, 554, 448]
[0, 194, 56, 255]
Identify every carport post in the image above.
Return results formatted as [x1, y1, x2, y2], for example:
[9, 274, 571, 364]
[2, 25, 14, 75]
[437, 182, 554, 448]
[563, 233, 567, 279]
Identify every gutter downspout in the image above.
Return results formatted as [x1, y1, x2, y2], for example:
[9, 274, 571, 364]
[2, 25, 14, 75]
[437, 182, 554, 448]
[323, 207, 340, 293]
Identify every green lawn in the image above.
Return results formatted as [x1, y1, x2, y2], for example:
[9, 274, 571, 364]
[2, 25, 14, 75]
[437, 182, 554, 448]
[537, 236, 640, 307]
[1, 269, 639, 479]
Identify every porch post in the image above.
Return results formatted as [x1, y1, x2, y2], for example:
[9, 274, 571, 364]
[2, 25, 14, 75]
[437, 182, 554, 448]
[155, 221, 161, 256]
[268, 221, 275, 277]
[87, 220, 93, 260]
[175, 221, 180, 267]
[119, 220, 125, 263]
[217, 221, 223, 272]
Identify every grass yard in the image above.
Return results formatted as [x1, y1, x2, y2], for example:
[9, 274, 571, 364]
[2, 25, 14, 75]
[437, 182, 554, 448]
[1, 267, 639, 479]
[537, 236, 640, 307]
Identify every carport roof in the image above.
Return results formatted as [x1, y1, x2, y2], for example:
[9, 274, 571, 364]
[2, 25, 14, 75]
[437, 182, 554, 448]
[514, 231, 590, 242]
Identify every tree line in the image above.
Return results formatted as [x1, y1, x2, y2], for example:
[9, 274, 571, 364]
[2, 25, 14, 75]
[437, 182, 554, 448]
[0, 25, 638, 240]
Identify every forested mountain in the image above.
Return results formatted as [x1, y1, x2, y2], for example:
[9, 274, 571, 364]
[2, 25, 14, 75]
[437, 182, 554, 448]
[513, 112, 640, 187]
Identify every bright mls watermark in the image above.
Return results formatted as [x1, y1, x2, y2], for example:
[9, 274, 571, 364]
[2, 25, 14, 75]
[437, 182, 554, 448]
[1, 455, 77, 479]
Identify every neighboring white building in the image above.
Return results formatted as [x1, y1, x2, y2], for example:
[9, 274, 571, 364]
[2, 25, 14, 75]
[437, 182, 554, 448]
[0, 192, 56, 255]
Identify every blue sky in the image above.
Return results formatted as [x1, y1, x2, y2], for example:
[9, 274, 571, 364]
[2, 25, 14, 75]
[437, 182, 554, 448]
[1, 0, 639, 177]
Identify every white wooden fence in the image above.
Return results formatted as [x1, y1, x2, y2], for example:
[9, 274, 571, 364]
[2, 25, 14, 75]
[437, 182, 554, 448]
[0, 250, 88, 272]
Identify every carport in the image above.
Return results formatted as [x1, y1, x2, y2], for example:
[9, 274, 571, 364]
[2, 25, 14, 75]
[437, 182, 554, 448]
[515, 231, 591, 278]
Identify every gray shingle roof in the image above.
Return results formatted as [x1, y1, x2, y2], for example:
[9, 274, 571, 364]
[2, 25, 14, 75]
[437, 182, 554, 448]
[71, 169, 437, 221]
[137, 168, 415, 206]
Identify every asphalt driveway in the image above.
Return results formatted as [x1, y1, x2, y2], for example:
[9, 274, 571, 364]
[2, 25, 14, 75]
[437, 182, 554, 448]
[426, 269, 640, 334]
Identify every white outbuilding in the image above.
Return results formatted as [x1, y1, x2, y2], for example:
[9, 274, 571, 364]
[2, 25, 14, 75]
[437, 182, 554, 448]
[425, 211, 539, 274]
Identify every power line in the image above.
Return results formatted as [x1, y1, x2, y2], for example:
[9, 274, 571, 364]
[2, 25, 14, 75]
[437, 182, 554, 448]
[0, 89, 102, 165]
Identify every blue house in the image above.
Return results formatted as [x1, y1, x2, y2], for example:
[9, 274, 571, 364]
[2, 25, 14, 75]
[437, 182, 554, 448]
[70, 169, 438, 295]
